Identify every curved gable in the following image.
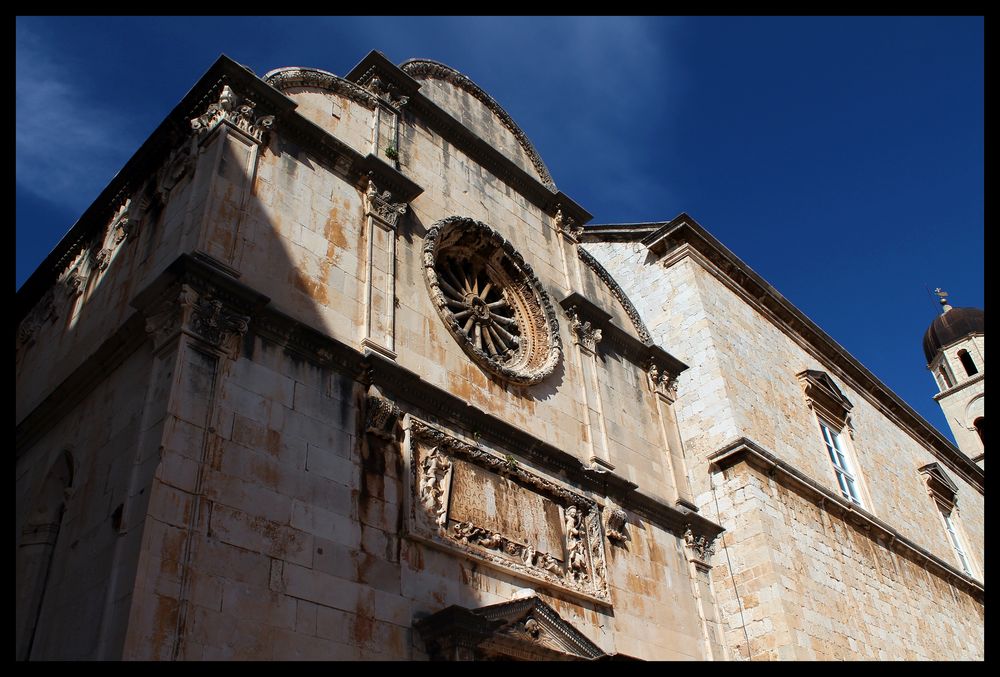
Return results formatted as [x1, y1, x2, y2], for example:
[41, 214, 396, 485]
[400, 59, 556, 189]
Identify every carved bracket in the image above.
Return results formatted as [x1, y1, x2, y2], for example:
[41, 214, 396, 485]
[364, 175, 408, 227]
[190, 85, 275, 143]
[141, 282, 250, 357]
[606, 507, 629, 546]
[647, 360, 679, 401]
[407, 419, 610, 604]
[366, 393, 401, 440]
[684, 526, 717, 566]
[566, 305, 603, 353]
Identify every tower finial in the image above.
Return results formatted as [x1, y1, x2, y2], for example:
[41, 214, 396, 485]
[934, 288, 953, 314]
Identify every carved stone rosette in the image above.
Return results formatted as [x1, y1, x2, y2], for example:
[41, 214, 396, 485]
[407, 420, 610, 604]
[190, 85, 275, 143]
[423, 217, 561, 385]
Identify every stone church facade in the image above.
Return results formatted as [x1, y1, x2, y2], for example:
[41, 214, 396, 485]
[15, 52, 983, 660]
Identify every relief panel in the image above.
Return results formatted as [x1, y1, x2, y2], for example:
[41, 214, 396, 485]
[406, 419, 610, 604]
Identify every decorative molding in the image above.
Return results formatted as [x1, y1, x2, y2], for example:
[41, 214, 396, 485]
[606, 507, 629, 545]
[364, 174, 408, 227]
[189, 85, 275, 143]
[407, 419, 610, 604]
[918, 462, 960, 509]
[623, 214, 984, 495]
[263, 66, 380, 110]
[708, 436, 984, 599]
[414, 596, 606, 661]
[400, 59, 556, 190]
[578, 246, 651, 343]
[423, 216, 561, 385]
[798, 369, 854, 433]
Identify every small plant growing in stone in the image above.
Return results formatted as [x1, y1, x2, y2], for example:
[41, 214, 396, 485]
[384, 144, 399, 160]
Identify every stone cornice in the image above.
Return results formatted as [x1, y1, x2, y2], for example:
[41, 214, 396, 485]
[340, 52, 592, 229]
[582, 214, 984, 495]
[559, 292, 687, 377]
[17, 54, 422, 327]
[708, 437, 984, 601]
[263, 66, 381, 109]
[17, 254, 722, 547]
[398, 58, 556, 190]
[577, 247, 652, 343]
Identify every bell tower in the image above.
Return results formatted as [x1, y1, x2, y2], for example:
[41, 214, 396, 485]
[923, 289, 984, 467]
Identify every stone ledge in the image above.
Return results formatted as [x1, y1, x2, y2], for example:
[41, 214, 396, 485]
[708, 436, 984, 601]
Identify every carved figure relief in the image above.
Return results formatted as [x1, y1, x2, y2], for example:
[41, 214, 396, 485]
[418, 447, 452, 529]
[423, 217, 561, 385]
[408, 420, 609, 603]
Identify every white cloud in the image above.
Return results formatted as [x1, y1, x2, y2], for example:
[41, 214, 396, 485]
[16, 23, 134, 213]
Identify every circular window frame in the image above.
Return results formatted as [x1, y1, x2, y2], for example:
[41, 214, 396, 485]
[423, 217, 561, 385]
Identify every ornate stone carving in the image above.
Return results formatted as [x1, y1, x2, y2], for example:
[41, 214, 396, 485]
[92, 247, 113, 272]
[360, 73, 410, 109]
[17, 290, 57, 349]
[684, 527, 717, 564]
[554, 206, 582, 240]
[647, 361, 678, 399]
[264, 67, 380, 110]
[566, 305, 602, 353]
[401, 60, 556, 190]
[190, 85, 275, 143]
[113, 216, 136, 245]
[364, 176, 407, 227]
[606, 507, 629, 545]
[423, 217, 561, 385]
[190, 294, 250, 350]
[578, 246, 652, 342]
[408, 420, 610, 603]
[418, 447, 452, 529]
[365, 394, 401, 440]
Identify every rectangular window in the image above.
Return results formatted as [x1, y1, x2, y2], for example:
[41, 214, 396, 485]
[940, 507, 973, 576]
[819, 421, 862, 506]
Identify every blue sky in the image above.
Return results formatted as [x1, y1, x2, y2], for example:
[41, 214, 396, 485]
[16, 16, 983, 441]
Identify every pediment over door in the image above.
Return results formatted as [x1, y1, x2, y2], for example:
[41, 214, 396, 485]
[415, 595, 632, 661]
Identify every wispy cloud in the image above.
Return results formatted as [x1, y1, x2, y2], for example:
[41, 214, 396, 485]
[16, 22, 135, 213]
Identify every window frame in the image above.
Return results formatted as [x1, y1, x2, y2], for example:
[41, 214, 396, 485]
[936, 501, 975, 577]
[817, 417, 864, 507]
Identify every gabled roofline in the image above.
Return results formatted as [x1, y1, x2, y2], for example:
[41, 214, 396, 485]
[582, 213, 984, 494]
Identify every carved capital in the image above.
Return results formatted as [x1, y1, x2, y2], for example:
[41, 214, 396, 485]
[190, 293, 250, 355]
[190, 85, 275, 143]
[364, 175, 407, 227]
[92, 247, 113, 272]
[566, 305, 602, 353]
[554, 206, 582, 241]
[683, 526, 717, 565]
[647, 361, 678, 400]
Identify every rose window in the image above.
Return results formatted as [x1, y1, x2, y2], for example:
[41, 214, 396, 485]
[424, 217, 560, 385]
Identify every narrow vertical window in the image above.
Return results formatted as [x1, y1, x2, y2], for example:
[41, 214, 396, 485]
[958, 349, 978, 376]
[819, 420, 862, 506]
[940, 506, 973, 576]
[937, 365, 953, 389]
